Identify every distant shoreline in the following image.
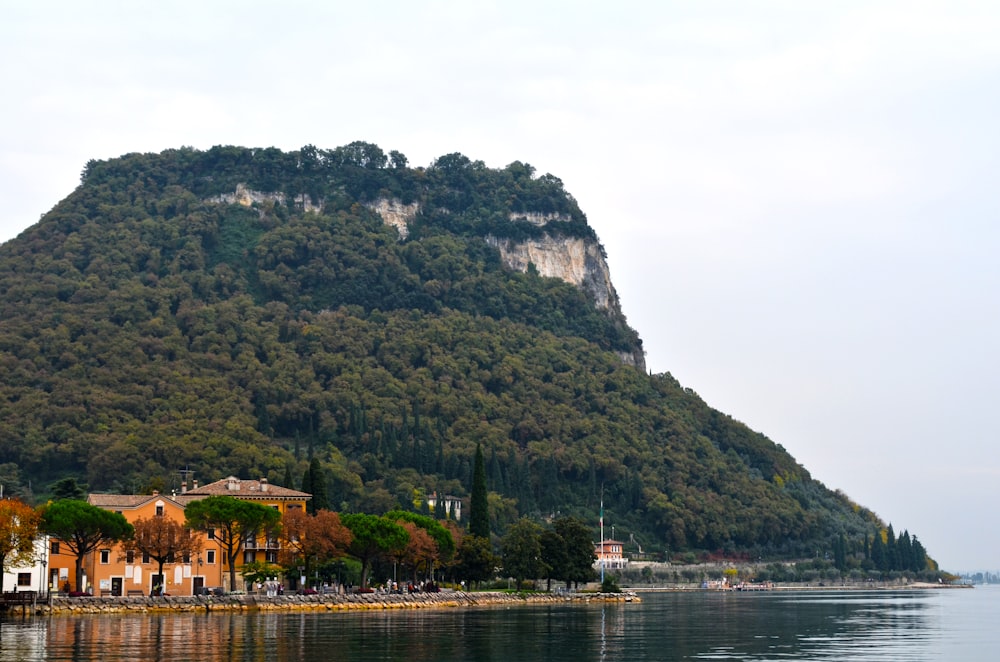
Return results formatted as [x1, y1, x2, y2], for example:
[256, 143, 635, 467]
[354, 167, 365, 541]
[629, 581, 973, 592]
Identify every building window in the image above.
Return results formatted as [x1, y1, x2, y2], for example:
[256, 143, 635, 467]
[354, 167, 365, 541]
[50, 541, 60, 555]
[142, 552, 150, 564]
[207, 528, 215, 540]
[183, 552, 191, 564]
[17, 573, 31, 587]
[244, 551, 256, 564]
[126, 550, 135, 564]
[206, 550, 216, 564]
[100, 549, 111, 564]
[155, 505, 164, 516]
[265, 551, 277, 563]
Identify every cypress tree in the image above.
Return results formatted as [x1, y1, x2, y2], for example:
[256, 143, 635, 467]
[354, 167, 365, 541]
[302, 464, 314, 514]
[308, 457, 330, 512]
[470, 444, 490, 538]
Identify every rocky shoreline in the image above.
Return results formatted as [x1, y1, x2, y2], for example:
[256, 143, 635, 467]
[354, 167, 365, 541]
[15, 590, 638, 616]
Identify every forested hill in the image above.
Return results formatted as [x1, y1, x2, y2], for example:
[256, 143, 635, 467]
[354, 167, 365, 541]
[0, 143, 924, 564]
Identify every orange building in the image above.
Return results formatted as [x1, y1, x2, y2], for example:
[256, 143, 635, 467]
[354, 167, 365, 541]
[50, 476, 309, 596]
[594, 539, 628, 570]
[177, 476, 310, 569]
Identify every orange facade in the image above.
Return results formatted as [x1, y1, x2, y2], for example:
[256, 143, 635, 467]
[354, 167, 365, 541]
[49, 477, 309, 596]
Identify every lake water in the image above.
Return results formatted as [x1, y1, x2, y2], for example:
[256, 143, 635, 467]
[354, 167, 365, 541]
[2, 587, 997, 661]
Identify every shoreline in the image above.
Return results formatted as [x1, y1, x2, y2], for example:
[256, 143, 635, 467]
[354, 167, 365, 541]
[5, 581, 973, 617]
[11, 590, 639, 617]
[629, 581, 973, 592]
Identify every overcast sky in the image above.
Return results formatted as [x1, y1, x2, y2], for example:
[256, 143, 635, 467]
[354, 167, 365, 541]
[3, 1, 998, 571]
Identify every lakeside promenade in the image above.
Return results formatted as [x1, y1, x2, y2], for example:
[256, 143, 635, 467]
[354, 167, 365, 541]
[13, 590, 638, 616]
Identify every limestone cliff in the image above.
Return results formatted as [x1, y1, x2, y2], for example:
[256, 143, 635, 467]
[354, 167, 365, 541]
[366, 198, 420, 239]
[206, 183, 323, 213]
[484, 233, 644, 370]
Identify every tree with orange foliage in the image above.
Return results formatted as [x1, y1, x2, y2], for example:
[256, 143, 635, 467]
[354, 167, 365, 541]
[279, 509, 352, 582]
[0, 499, 41, 592]
[394, 520, 439, 584]
[122, 516, 201, 595]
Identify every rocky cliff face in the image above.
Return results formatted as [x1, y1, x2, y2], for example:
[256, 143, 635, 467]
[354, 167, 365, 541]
[367, 197, 419, 239]
[207, 183, 323, 213]
[484, 234, 617, 311]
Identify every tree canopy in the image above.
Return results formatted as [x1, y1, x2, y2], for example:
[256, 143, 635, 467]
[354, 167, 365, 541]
[183, 495, 281, 591]
[0, 499, 41, 591]
[39, 500, 133, 592]
[340, 512, 409, 589]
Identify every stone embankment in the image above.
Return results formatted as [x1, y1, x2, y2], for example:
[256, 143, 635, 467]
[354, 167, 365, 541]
[28, 591, 637, 616]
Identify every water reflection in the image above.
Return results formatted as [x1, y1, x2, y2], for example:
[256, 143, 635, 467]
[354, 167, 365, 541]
[1, 589, 995, 661]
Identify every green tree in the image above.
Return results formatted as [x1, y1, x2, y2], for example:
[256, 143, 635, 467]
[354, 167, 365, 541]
[553, 516, 596, 588]
[50, 478, 86, 501]
[539, 529, 566, 592]
[470, 444, 489, 538]
[340, 513, 409, 589]
[833, 532, 847, 572]
[501, 518, 542, 591]
[184, 496, 281, 592]
[871, 533, 887, 573]
[39, 500, 133, 592]
[455, 535, 496, 589]
[303, 457, 329, 513]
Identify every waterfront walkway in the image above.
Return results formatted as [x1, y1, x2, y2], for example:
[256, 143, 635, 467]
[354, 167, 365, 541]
[29, 590, 637, 616]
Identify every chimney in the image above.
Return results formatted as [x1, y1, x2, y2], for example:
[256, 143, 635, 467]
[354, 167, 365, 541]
[260, 477, 268, 492]
[193, 479, 198, 490]
[181, 481, 187, 494]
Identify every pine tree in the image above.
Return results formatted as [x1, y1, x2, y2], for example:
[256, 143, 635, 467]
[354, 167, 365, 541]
[470, 444, 490, 538]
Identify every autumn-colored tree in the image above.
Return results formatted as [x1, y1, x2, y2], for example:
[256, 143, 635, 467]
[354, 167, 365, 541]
[394, 521, 438, 583]
[184, 496, 281, 592]
[279, 508, 352, 579]
[122, 516, 202, 595]
[385, 509, 455, 580]
[39, 500, 133, 592]
[0, 499, 41, 592]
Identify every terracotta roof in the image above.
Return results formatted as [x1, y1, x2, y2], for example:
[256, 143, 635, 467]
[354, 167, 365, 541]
[87, 493, 183, 509]
[180, 476, 311, 501]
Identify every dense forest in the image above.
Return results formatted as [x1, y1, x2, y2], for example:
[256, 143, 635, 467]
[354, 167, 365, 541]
[0, 143, 929, 566]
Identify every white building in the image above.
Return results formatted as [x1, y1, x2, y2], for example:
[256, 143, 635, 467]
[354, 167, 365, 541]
[2, 535, 50, 595]
[426, 493, 463, 521]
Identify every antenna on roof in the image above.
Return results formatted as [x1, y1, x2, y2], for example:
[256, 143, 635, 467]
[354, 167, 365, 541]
[179, 466, 195, 485]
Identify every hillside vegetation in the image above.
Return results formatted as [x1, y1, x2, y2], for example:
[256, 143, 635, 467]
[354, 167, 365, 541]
[0, 143, 921, 564]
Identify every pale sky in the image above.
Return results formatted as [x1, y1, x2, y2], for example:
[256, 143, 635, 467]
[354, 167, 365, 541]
[3, 1, 998, 571]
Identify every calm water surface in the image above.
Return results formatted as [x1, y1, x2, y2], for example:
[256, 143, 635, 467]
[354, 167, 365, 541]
[2, 587, 997, 661]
